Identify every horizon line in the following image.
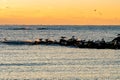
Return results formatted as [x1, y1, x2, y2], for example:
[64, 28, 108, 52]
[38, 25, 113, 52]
[0, 24, 120, 26]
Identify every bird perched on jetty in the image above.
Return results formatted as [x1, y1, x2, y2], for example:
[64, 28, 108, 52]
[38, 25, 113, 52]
[45, 38, 54, 44]
[59, 36, 68, 45]
[112, 34, 120, 42]
[111, 34, 120, 48]
[61, 36, 67, 39]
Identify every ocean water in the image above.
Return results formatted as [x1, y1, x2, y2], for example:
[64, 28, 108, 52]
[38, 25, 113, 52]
[0, 25, 120, 80]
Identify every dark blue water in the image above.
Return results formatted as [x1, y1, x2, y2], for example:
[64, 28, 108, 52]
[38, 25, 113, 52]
[0, 25, 120, 31]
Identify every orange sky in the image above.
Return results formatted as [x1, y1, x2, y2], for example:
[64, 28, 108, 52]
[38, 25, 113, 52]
[0, 0, 120, 25]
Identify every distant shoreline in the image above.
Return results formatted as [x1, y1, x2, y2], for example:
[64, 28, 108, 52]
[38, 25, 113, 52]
[0, 25, 120, 26]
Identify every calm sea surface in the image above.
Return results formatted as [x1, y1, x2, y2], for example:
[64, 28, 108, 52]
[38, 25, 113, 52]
[0, 25, 120, 80]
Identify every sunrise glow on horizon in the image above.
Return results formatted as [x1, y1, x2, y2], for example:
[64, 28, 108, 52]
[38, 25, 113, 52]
[0, 0, 120, 25]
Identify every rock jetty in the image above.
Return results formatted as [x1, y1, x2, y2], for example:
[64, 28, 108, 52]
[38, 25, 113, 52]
[1, 35, 120, 49]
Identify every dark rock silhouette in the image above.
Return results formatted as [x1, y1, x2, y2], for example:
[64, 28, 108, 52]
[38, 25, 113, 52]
[1, 35, 120, 49]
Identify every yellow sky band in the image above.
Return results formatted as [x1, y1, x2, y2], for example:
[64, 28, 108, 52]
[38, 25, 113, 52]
[0, 0, 120, 25]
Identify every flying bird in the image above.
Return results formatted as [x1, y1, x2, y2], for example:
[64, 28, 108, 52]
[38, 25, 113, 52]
[93, 9, 102, 15]
[94, 9, 97, 12]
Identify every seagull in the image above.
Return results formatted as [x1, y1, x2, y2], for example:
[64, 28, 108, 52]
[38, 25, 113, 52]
[93, 9, 102, 15]
[94, 9, 97, 12]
